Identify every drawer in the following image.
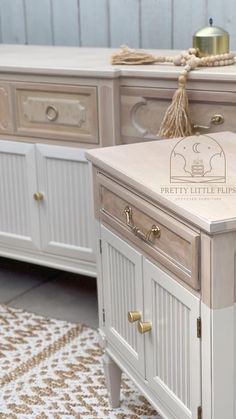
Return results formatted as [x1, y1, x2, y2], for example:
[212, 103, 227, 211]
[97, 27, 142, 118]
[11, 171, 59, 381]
[121, 86, 236, 143]
[95, 171, 200, 290]
[14, 83, 99, 144]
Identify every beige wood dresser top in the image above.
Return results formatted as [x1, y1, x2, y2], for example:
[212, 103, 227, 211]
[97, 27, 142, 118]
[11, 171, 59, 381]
[1, 45, 236, 81]
[87, 131, 236, 234]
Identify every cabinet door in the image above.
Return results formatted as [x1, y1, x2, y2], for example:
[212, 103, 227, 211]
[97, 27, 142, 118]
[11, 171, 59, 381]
[101, 225, 145, 376]
[144, 259, 201, 419]
[0, 141, 40, 250]
[36, 144, 95, 262]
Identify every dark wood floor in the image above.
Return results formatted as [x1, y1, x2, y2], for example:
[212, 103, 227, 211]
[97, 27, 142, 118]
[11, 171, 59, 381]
[0, 257, 98, 328]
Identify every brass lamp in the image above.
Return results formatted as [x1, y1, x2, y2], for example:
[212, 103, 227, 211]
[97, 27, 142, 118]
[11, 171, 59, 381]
[193, 18, 229, 57]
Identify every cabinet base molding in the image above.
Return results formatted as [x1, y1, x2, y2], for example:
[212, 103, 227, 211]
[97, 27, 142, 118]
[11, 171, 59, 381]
[0, 246, 96, 277]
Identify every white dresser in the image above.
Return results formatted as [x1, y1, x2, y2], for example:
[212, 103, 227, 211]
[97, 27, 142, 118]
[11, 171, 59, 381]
[0, 46, 121, 275]
[87, 131, 236, 419]
[1, 45, 236, 277]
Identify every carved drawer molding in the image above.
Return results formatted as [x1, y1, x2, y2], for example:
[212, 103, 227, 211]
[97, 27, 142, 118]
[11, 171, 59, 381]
[121, 86, 236, 143]
[0, 83, 14, 133]
[95, 170, 200, 290]
[14, 83, 99, 144]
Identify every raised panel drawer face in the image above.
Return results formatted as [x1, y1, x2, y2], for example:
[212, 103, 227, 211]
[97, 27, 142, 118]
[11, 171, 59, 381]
[121, 87, 236, 142]
[14, 83, 99, 144]
[96, 172, 200, 290]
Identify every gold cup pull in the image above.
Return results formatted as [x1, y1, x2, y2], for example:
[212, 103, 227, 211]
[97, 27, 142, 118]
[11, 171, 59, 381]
[138, 321, 152, 334]
[128, 311, 142, 323]
[33, 192, 44, 201]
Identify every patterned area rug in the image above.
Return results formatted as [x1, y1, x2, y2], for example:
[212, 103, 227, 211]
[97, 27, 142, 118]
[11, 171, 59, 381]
[0, 305, 161, 418]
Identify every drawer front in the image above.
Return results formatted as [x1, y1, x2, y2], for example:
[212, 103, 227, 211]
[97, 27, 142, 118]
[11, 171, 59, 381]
[96, 172, 200, 290]
[14, 83, 99, 144]
[0, 83, 13, 134]
[121, 86, 236, 143]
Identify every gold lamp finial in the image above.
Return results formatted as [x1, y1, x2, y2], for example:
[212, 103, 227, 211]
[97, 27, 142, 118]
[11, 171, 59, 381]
[193, 18, 229, 57]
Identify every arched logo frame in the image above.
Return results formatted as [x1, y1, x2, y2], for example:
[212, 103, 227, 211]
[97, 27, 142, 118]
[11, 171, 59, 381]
[170, 134, 226, 184]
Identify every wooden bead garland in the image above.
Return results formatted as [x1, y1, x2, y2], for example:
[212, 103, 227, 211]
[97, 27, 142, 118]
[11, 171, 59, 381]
[112, 46, 236, 138]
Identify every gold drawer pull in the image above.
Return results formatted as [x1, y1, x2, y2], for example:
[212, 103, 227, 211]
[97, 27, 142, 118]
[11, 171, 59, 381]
[46, 105, 59, 122]
[146, 225, 161, 241]
[211, 114, 224, 125]
[124, 206, 161, 243]
[33, 192, 44, 201]
[193, 113, 224, 132]
[128, 311, 142, 323]
[124, 206, 133, 225]
[138, 321, 152, 334]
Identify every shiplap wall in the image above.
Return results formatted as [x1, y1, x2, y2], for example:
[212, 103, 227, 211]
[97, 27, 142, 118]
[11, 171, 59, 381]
[0, 0, 235, 50]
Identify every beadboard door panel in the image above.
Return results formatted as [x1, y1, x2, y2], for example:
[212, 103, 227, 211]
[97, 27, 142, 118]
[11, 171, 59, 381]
[101, 225, 145, 376]
[0, 0, 26, 44]
[51, 0, 80, 46]
[0, 141, 41, 250]
[36, 144, 95, 262]
[144, 259, 201, 419]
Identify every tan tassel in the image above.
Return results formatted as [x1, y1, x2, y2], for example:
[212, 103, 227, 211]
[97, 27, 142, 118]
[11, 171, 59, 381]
[158, 75, 193, 138]
[111, 45, 157, 65]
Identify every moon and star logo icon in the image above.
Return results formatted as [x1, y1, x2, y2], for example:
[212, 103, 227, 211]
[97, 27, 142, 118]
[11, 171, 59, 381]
[192, 142, 200, 153]
[170, 135, 226, 183]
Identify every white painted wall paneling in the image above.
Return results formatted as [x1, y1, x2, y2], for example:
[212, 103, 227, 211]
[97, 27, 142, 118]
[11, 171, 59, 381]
[51, 0, 80, 46]
[207, 0, 236, 51]
[24, 0, 53, 45]
[109, 0, 140, 47]
[1, 1, 236, 50]
[79, 0, 109, 47]
[0, 0, 26, 44]
[173, 0, 207, 49]
[141, 0, 172, 48]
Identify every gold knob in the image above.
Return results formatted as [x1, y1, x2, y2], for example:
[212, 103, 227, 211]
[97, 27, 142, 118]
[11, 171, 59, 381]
[33, 192, 44, 201]
[128, 311, 142, 323]
[211, 114, 224, 125]
[138, 321, 152, 334]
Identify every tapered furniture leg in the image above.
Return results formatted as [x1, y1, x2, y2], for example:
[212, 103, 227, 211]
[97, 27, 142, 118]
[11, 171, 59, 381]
[103, 353, 122, 408]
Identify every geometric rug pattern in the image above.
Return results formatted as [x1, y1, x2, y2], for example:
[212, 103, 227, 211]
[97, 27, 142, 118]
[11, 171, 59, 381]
[0, 305, 161, 418]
